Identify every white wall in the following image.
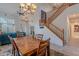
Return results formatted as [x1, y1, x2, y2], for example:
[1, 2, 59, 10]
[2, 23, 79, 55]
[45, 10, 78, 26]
[52, 4, 79, 43]
[29, 4, 63, 46]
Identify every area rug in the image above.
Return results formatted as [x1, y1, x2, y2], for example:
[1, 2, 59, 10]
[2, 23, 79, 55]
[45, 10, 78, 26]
[0, 44, 12, 56]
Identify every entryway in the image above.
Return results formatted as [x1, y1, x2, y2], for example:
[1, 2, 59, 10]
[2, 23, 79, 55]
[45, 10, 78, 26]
[68, 14, 79, 47]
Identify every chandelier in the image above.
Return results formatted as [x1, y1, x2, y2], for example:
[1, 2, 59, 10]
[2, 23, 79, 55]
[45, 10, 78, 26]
[19, 3, 37, 15]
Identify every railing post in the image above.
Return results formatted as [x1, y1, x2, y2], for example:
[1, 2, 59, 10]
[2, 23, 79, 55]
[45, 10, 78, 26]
[62, 29, 64, 46]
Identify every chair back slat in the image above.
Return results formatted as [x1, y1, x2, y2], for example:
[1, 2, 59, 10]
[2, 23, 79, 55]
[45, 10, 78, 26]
[37, 38, 50, 56]
[35, 34, 43, 40]
[8, 35, 20, 56]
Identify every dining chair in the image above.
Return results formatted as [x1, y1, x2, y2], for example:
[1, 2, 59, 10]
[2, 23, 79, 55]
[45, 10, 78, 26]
[35, 34, 43, 40]
[16, 32, 25, 38]
[36, 38, 50, 56]
[8, 35, 20, 56]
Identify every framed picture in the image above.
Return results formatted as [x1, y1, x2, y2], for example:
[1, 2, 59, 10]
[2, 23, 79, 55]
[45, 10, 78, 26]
[39, 10, 47, 28]
[74, 24, 79, 32]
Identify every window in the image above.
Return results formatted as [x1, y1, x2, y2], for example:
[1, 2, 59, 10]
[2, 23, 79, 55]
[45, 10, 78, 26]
[0, 17, 15, 33]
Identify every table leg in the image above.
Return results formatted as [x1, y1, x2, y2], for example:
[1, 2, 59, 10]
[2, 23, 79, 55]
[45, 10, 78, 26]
[47, 44, 50, 56]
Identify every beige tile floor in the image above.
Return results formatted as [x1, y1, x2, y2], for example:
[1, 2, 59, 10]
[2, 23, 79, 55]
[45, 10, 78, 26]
[50, 49, 64, 56]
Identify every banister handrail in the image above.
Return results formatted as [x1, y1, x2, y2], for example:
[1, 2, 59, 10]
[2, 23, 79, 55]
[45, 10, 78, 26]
[47, 3, 76, 24]
[49, 24, 64, 38]
[51, 24, 64, 33]
[43, 3, 76, 45]
[47, 24, 64, 45]
[47, 4, 66, 23]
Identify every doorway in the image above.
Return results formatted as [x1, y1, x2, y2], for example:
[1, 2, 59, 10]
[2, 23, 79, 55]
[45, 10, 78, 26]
[68, 14, 79, 47]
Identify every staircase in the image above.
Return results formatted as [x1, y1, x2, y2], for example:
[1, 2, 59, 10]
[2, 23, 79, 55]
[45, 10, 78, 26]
[47, 3, 76, 24]
[42, 3, 76, 45]
[45, 24, 64, 44]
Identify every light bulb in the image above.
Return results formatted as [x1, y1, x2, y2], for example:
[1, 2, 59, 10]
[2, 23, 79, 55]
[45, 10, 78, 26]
[32, 4, 37, 9]
[20, 3, 25, 8]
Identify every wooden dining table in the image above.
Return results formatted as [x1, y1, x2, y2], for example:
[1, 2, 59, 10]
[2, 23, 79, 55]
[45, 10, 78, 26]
[14, 36, 41, 56]
[14, 36, 50, 56]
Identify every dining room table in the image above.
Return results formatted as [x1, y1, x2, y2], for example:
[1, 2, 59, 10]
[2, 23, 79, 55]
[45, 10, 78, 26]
[14, 36, 50, 56]
[14, 36, 40, 56]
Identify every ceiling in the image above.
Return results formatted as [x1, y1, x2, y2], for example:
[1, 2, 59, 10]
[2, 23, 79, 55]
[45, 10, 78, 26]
[0, 3, 62, 19]
[0, 3, 19, 14]
[0, 3, 19, 19]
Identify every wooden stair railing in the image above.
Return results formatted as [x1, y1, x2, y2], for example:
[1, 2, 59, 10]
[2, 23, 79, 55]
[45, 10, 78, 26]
[45, 24, 64, 45]
[47, 3, 76, 24]
[41, 3, 76, 45]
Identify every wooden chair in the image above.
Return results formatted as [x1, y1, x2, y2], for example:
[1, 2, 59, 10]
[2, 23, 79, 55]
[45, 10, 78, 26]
[8, 35, 20, 56]
[35, 34, 43, 40]
[37, 38, 50, 56]
[16, 32, 25, 38]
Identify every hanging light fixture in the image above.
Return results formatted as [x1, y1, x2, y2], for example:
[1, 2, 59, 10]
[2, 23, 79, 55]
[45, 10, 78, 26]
[17, 3, 37, 22]
[19, 3, 37, 15]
